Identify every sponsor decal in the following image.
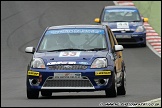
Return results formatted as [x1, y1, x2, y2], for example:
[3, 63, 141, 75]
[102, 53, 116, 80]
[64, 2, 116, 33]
[63, 65, 73, 69]
[27, 71, 39, 76]
[54, 73, 81, 79]
[47, 61, 76, 65]
[116, 35, 131, 38]
[106, 9, 137, 12]
[78, 62, 88, 65]
[46, 29, 105, 35]
[111, 29, 130, 31]
[95, 71, 111, 76]
[59, 51, 81, 57]
[121, 30, 126, 33]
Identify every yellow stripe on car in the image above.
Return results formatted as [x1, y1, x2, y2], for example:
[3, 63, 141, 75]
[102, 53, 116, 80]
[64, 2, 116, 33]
[28, 71, 39, 76]
[95, 71, 111, 76]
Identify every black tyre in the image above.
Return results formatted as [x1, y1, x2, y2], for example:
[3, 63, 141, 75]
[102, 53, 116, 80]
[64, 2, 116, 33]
[117, 70, 126, 95]
[41, 91, 52, 97]
[27, 89, 39, 99]
[105, 72, 117, 97]
[141, 43, 146, 47]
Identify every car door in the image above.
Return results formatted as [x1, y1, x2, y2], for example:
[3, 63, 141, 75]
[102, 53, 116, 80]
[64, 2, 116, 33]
[110, 29, 123, 73]
[106, 26, 122, 74]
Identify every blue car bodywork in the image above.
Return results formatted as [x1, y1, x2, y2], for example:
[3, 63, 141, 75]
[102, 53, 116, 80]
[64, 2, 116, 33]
[25, 25, 126, 99]
[95, 6, 148, 47]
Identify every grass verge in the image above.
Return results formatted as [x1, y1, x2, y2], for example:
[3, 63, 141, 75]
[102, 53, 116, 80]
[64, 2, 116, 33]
[133, 1, 161, 36]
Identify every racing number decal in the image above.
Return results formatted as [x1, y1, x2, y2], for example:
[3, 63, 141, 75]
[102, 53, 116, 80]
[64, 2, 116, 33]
[59, 51, 81, 57]
[69, 52, 77, 56]
[117, 22, 129, 29]
[62, 52, 76, 56]
[62, 52, 69, 56]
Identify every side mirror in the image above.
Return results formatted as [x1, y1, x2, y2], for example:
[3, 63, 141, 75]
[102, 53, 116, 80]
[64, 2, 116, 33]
[94, 18, 100, 23]
[143, 18, 148, 22]
[114, 45, 124, 52]
[25, 47, 35, 54]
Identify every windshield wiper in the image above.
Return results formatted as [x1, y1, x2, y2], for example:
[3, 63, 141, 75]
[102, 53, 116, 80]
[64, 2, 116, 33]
[131, 20, 141, 22]
[87, 48, 107, 51]
[109, 20, 141, 22]
[47, 48, 87, 52]
[109, 21, 128, 22]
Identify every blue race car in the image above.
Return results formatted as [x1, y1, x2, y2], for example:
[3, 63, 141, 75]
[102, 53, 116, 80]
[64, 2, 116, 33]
[94, 6, 149, 47]
[25, 25, 126, 99]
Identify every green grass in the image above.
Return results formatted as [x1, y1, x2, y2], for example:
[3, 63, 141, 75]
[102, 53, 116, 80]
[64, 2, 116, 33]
[133, 1, 161, 36]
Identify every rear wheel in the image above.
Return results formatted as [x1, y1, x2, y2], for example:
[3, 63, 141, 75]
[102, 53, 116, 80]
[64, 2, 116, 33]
[41, 91, 52, 97]
[105, 72, 117, 97]
[27, 89, 39, 99]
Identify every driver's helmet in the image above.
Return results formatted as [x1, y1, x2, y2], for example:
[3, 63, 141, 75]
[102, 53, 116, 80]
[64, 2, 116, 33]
[131, 12, 137, 19]
[108, 12, 116, 19]
[55, 33, 71, 46]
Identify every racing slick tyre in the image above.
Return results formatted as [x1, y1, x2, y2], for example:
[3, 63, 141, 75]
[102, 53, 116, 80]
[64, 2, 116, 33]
[41, 91, 52, 97]
[117, 69, 126, 95]
[27, 90, 39, 99]
[105, 72, 117, 97]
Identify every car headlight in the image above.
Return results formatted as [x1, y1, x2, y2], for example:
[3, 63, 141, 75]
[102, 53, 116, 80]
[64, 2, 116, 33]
[135, 26, 145, 32]
[31, 58, 45, 68]
[91, 58, 107, 68]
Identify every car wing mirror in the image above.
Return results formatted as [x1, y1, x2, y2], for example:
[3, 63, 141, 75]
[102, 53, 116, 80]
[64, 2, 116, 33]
[94, 18, 100, 23]
[25, 47, 35, 54]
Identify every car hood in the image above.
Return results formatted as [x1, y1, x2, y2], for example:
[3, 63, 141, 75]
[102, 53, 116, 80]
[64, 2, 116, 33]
[101, 22, 143, 31]
[34, 51, 108, 65]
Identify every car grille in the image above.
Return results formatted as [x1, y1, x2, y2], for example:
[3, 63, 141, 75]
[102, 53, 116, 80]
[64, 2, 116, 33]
[48, 65, 87, 70]
[43, 77, 93, 87]
[117, 38, 137, 42]
[113, 31, 134, 33]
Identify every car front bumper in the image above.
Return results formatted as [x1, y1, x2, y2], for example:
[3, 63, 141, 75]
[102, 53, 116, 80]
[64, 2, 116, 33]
[114, 32, 146, 45]
[26, 67, 114, 92]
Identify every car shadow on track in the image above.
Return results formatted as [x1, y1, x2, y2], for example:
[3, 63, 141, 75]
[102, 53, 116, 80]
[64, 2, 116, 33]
[38, 95, 124, 99]
[39, 95, 106, 99]
[39, 95, 125, 99]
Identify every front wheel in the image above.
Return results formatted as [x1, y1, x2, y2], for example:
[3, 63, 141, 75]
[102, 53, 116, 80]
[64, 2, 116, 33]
[27, 89, 39, 99]
[117, 70, 126, 95]
[141, 43, 146, 47]
[105, 72, 117, 97]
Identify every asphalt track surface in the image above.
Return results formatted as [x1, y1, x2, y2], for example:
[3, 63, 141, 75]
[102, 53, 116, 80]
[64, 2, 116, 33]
[1, 1, 161, 107]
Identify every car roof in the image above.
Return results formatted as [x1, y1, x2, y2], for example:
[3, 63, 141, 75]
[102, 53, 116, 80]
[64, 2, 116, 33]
[104, 5, 137, 9]
[48, 25, 106, 30]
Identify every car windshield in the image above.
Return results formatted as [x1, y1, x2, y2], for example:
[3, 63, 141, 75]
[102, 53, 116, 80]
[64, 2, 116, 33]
[38, 28, 107, 52]
[103, 9, 141, 22]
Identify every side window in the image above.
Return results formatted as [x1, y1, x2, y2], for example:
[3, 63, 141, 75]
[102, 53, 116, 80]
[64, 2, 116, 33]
[109, 29, 118, 45]
[106, 26, 114, 49]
